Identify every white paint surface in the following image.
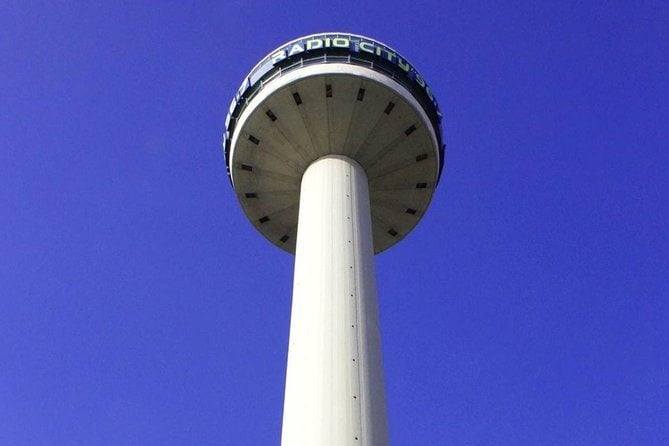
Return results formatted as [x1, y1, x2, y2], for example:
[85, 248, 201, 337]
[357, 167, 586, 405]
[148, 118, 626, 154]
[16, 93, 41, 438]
[281, 156, 388, 446]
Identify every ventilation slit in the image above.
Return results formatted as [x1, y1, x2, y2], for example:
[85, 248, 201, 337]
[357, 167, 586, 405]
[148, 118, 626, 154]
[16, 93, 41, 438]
[325, 84, 332, 98]
[280, 235, 289, 243]
[292, 92, 302, 105]
[406, 208, 417, 215]
[415, 153, 428, 162]
[388, 228, 398, 237]
[265, 109, 277, 121]
[416, 182, 427, 189]
[241, 164, 253, 172]
[245, 193, 257, 199]
[384, 101, 395, 114]
[259, 216, 270, 224]
[356, 88, 366, 101]
[405, 124, 417, 136]
[248, 135, 260, 145]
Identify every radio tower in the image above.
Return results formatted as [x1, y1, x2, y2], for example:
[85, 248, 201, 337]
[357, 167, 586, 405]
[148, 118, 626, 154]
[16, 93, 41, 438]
[223, 33, 445, 446]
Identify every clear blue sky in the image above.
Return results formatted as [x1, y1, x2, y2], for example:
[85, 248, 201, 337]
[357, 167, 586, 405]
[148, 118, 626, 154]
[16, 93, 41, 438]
[1, 1, 667, 444]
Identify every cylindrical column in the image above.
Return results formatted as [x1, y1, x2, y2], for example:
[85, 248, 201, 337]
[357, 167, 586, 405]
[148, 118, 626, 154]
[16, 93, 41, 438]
[281, 155, 389, 446]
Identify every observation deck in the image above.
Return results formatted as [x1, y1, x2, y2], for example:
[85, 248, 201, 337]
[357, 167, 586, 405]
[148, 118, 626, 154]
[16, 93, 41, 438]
[224, 33, 445, 254]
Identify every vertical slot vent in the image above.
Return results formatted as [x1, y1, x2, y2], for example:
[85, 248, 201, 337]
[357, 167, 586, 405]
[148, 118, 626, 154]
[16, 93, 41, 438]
[292, 92, 302, 105]
[357, 88, 366, 101]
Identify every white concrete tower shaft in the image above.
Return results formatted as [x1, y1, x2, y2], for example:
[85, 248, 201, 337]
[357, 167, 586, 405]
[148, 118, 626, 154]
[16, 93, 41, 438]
[281, 155, 388, 446]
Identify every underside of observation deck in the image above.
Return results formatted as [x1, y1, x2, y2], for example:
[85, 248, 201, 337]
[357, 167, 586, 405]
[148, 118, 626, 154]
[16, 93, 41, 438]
[229, 64, 440, 254]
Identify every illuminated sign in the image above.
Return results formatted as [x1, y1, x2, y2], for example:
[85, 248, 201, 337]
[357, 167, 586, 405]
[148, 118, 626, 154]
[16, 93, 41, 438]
[266, 34, 439, 116]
